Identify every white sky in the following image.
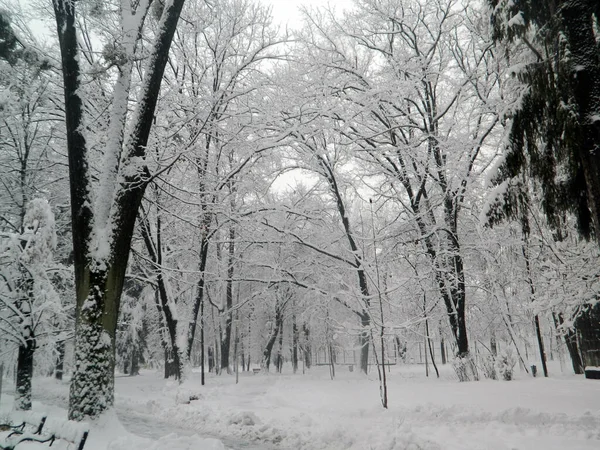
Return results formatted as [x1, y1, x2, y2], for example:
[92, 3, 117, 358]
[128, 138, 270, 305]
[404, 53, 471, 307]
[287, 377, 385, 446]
[265, 0, 354, 28]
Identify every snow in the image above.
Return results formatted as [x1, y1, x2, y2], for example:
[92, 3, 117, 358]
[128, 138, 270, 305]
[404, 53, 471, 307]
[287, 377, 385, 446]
[507, 11, 525, 28]
[2, 362, 598, 450]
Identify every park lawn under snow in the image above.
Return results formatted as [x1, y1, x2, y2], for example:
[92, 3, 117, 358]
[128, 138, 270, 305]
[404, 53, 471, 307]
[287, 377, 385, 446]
[2, 362, 599, 449]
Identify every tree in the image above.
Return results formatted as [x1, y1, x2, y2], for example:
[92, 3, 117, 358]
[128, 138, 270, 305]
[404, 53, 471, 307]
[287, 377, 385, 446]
[294, 1, 501, 380]
[488, 0, 600, 371]
[0, 199, 58, 410]
[51, 0, 185, 420]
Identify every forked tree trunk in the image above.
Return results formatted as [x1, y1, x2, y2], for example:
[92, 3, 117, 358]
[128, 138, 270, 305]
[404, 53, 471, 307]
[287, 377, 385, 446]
[52, 0, 186, 420]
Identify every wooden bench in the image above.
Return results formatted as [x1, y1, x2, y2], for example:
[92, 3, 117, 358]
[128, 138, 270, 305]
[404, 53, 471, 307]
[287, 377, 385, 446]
[0, 412, 88, 450]
[252, 368, 261, 374]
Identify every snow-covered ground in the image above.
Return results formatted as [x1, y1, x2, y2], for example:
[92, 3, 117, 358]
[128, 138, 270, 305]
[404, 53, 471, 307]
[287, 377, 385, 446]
[1, 361, 599, 449]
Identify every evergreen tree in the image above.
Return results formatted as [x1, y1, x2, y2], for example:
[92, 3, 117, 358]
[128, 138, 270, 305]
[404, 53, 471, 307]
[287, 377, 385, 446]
[487, 0, 600, 372]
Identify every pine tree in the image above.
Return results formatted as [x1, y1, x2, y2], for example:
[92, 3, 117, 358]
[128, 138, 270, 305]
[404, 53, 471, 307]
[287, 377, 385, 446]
[487, 0, 600, 372]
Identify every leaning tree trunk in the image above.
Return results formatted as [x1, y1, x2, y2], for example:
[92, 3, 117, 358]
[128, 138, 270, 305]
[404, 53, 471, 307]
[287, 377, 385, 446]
[263, 304, 283, 371]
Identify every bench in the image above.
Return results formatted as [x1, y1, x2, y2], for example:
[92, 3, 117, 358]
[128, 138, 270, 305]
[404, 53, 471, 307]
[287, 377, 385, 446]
[252, 368, 261, 374]
[0, 411, 46, 439]
[0, 412, 88, 450]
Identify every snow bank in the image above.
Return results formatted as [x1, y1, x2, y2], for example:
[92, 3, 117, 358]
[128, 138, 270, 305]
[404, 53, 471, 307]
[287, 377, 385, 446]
[17, 362, 600, 450]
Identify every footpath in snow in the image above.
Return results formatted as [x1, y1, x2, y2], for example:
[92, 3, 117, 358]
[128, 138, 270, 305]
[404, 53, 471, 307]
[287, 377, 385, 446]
[1, 362, 599, 449]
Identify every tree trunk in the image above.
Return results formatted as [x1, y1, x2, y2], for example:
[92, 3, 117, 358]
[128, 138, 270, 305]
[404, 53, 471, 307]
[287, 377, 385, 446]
[53, 0, 186, 421]
[425, 316, 439, 378]
[130, 347, 140, 376]
[565, 328, 584, 374]
[440, 337, 447, 365]
[276, 322, 284, 373]
[575, 303, 600, 372]
[55, 339, 65, 381]
[263, 305, 283, 371]
[303, 324, 312, 369]
[187, 227, 210, 359]
[15, 340, 35, 411]
[292, 310, 298, 373]
[358, 313, 370, 374]
[220, 225, 235, 373]
[200, 286, 205, 385]
[208, 347, 214, 373]
[68, 268, 124, 420]
[141, 214, 183, 381]
[553, 310, 584, 375]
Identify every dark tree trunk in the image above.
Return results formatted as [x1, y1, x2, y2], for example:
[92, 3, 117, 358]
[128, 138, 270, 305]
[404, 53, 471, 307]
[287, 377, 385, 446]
[440, 337, 447, 365]
[565, 328, 584, 374]
[130, 348, 140, 376]
[316, 155, 371, 374]
[534, 314, 549, 377]
[208, 347, 214, 373]
[575, 303, 600, 373]
[303, 324, 312, 369]
[188, 213, 210, 361]
[522, 241, 548, 377]
[52, 0, 186, 421]
[164, 348, 180, 378]
[425, 316, 439, 378]
[292, 310, 298, 373]
[141, 213, 183, 381]
[200, 286, 205, 385]
[263, 305, 283, 371]
[55, 339, 65, 381]
[220, 225, 235, 373]
[15, 339, 35, 411]
[276, 322, 284, 373]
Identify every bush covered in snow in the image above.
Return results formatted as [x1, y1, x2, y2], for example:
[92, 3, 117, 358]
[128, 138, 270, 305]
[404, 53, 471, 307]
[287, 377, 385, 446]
[452, 354, 479, 382]
[495, 347, 516, 381]
[480, 355, 498, 380]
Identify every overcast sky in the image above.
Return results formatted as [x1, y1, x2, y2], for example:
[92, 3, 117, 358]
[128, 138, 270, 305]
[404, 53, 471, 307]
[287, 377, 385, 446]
[265, 0, 354, 28]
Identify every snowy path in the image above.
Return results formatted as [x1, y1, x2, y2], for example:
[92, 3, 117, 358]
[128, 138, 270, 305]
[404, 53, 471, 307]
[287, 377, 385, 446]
[116, 408, 269, 449]
[3, 363, 599, 449]
[2, 377, 273, 450]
